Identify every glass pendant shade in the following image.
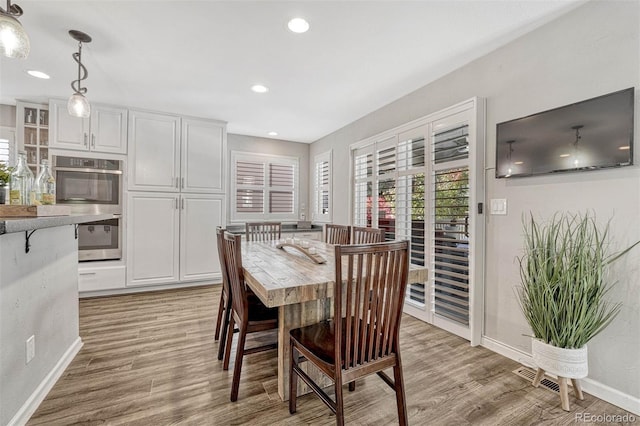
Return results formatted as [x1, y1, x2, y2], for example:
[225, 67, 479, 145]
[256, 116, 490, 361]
[68, 93, 90, 118]
[0, 12, 29, 59]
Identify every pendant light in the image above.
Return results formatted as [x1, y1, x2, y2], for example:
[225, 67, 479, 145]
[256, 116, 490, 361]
[0, 0, 30, 59]
[67, 30, 92, 118]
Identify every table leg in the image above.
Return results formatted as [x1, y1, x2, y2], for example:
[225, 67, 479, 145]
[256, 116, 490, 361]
[278, 298, 332, 400]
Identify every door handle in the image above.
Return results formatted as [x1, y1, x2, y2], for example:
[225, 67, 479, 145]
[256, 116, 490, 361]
[91, 134, 96, 148]
[175, 198, 179, 209]
[181, 177, 184, 189]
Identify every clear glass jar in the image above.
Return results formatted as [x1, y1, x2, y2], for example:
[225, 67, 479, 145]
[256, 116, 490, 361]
[9, 151, 34, 205]
[35, 159, 56, 205]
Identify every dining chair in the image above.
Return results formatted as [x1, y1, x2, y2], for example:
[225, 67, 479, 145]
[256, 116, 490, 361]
[245, 222, 282, 241]
[352, 226, 385, 244]
[214, 227, 231, 361]
[220, 231, 279, 401]
[288, 240, 411, 425]
[324, 224, 351, 245]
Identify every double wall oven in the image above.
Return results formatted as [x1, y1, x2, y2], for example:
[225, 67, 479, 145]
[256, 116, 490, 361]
[53, 155, 123, 261]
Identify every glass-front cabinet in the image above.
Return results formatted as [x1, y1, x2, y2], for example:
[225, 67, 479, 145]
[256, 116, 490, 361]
[17, 101, 49, 175]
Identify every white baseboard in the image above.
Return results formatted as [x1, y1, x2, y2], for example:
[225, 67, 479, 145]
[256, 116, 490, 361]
[7, 337, 83, 426]
[80, 280, 219, 298]
[481, 336, 640, 416]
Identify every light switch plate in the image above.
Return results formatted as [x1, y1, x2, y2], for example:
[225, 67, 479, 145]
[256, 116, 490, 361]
[490, 198, 507, 215]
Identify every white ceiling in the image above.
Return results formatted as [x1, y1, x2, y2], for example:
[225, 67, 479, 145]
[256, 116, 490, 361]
[0, 1, 584, 143]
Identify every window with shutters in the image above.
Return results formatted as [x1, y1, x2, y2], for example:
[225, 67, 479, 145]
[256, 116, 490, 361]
[350, 98, 484, 346]
[0, 128, 15, 166]
[231, 152, 298, 222]
[313, 151, 332, 222]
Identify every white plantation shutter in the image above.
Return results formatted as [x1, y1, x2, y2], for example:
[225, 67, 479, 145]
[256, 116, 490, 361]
[429, 117, 477, 341]
[350, 99, 484, 345]
[313, 151, 332, 222]
[231, 152, 298, 221]
[353, 146, 373, 227]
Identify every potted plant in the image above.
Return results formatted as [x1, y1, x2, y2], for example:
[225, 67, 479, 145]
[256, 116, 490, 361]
[0, 163, 11, 205]
[516, 211, 639, 411]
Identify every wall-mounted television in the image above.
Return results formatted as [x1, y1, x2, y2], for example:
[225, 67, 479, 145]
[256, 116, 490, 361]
[496, 87, 634, 178]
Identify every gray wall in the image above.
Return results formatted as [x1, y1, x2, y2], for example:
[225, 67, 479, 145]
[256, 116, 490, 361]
[310, 1, 640, 401]
[0, 104, 16, 127]
[227, 133, 310, 224]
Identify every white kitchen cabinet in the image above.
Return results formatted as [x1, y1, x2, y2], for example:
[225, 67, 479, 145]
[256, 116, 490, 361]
[179, 194, 224, 281]
[127, 110, 180, 191]
[126, 192, 180, 286]
[128, 111, 226, 193]
[126, 192, 224, 286]
[181, 117, 226, 193]
[78, 263, 126, 293]
[49, 99, 128, 154]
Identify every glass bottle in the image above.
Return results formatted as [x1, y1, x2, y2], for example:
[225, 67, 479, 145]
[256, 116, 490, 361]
[9, 151, 34, 205]
[35, 159, 56, 205]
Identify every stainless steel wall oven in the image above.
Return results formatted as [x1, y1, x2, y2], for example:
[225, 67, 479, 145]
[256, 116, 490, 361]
[53, 155, 123, 261]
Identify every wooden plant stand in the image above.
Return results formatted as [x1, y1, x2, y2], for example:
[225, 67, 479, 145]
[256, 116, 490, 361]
[533, 368, 584, 411]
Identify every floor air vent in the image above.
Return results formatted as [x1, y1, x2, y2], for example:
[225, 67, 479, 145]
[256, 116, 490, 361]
[513, 366, 562, 394]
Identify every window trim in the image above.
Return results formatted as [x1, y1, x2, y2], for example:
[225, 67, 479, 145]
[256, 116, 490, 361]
[312, 150, 332, 223]
[230, 151, 299, 223]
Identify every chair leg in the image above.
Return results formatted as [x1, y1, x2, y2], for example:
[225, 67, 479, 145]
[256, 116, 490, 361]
[348, 381, 356, 392]
[393, 363, 408, 426]
[335, 376, 345, 426]
[223, 316, 235, 371]
[214, 290, 225, 341]
[218, 297, 232, 361]
[289, 342, 298, 414]
[230, 325, 247, 402]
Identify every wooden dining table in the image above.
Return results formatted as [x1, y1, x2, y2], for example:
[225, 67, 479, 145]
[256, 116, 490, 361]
[241, 238, 428, 401]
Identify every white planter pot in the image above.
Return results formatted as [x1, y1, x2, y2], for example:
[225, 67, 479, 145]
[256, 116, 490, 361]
[531, 338, 588, 379]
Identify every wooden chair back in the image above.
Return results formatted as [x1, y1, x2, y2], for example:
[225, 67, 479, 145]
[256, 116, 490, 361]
[352, 226, 385, 244]
[216, 227, 230, 299]
[245, 222, 282, 241]
[221, 231, 249, 324]
[334, 240, 410, 370]
[325, 224, 351, 245]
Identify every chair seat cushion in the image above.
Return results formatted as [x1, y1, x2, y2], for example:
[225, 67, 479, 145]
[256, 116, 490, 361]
[290, 318, 384, 367]
[247, 293, 278, 322]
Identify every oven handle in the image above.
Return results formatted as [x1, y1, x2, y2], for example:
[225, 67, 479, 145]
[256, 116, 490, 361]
[54, 167, 123, 174]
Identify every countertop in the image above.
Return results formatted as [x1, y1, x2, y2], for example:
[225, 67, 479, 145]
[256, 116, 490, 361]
[0, 214, 114, 235]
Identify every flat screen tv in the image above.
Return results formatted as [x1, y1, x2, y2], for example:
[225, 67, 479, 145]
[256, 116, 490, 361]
[495, 87, 634, 178]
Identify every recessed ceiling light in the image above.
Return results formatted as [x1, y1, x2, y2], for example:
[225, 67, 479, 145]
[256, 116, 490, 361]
[288, 17, 310, 33]
[27, 70, 50, 79]
[514, 161, 524, 165]
[251, 84, 269, 93]
[268, 131, 278, 136]
[619, 145, 630, 150]
[559, 154, 570, 158]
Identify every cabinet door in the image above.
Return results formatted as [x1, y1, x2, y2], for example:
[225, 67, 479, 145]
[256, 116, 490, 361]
[127, 192, 180, 286]
[128, 110, 180, 191]
[49, 98, 90, 150]
[181, 117, 226, 193]
[91, 105, 128, 154]
[179, 194, 225, 282]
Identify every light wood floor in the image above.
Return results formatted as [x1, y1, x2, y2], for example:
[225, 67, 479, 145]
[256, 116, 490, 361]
[28, 285, 633, 425]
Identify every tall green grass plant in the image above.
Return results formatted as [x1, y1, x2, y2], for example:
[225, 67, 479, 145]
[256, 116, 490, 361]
[516, 212, 639, 349]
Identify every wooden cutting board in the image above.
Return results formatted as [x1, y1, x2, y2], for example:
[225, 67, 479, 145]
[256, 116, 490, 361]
[0, 205, 71, 217]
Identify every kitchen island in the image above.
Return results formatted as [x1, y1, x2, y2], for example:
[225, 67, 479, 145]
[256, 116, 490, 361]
[0, 213, 111, 426]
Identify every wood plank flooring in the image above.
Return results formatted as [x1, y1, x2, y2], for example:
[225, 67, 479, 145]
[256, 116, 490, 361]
[28, 285, 633, 425]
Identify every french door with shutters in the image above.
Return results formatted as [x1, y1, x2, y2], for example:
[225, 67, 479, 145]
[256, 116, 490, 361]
[350, 98, 484, 345]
